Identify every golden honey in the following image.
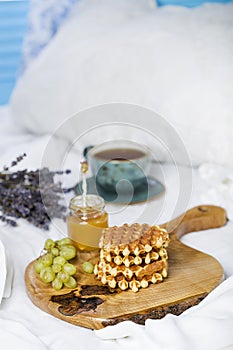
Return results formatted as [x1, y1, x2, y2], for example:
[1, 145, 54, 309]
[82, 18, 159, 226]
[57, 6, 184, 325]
[66, 194, 108, 251]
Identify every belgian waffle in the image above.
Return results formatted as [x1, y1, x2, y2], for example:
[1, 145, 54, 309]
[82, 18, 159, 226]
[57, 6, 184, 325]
[94, 223, 170, 292]
[100, 272, 166, 292]
[94, 258, 168, 279]
[99, 223, 169, 252]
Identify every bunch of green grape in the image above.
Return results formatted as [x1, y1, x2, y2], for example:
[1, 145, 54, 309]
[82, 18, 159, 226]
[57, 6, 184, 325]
[34, 238, 77, 290]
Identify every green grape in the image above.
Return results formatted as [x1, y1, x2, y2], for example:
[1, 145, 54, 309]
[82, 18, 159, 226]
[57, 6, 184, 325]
[41, 253, 53, 267]
[35, 238, 78, 290]
[53, 256, 66, 266]
[34, 258, 44, 273]
[60, 245, 76, 261]
[82, 261, 94, 274]
[51, 247, 59, 257]
[52, 263, 62, 273]
[52, 277, 63, 290]
[64, 276, 77, 289]
[44, 238, 55, 251]
[40, 267, 55, 283]
[57, 237, 72, 246]
[57, 271, 70, 283]
[63, 263, 76, 276]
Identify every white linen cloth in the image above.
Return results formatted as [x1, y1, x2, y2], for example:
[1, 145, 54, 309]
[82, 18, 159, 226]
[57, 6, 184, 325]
[96, 276, 233, 350]
[0, 319, 47, 350]
[0, 106, 233, 349]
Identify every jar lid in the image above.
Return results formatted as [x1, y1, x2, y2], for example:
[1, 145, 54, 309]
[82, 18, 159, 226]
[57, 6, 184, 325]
[69, 194, 105, 214]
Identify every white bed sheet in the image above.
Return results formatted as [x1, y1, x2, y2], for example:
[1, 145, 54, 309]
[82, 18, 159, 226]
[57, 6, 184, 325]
[0, 106, 233, 350]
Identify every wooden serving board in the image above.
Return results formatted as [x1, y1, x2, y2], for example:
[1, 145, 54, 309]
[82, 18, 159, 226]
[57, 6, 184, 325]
[25, 205, 227, 330]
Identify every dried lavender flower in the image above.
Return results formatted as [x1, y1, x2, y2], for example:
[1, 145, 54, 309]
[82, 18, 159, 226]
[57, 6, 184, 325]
[0, 154, 73, 230]
[3, 153, 26, 171]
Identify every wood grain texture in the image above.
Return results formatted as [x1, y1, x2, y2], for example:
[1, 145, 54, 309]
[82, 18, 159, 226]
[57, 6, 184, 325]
[25, 205, 227, 330]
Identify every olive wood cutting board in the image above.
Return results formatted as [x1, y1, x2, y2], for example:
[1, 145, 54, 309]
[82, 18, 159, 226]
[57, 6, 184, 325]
[25, 205, 227, 330]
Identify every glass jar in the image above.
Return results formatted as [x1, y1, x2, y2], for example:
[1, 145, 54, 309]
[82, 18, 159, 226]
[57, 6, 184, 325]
[66, 194, 108, 251]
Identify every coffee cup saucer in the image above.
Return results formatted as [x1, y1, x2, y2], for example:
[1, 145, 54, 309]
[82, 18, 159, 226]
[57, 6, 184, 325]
[74, 176, 165, 204]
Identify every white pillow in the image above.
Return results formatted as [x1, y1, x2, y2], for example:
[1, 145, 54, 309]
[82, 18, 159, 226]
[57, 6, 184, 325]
[21, 0, 80, 71]
[10, 0, 233, 166]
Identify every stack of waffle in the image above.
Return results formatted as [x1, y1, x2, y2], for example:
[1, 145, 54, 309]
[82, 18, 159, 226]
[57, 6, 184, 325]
[94, 223, 170, 292]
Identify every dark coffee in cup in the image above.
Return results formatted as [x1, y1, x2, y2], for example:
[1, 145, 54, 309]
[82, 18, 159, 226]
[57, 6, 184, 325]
[94, 148, 146, 161]
[86, 140, 152, 192]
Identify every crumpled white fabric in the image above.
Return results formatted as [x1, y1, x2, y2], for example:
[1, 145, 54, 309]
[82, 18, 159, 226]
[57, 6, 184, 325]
[198, 163, 233, 221]
[96, 276, 233, 350]
[0, 319, 47, 350]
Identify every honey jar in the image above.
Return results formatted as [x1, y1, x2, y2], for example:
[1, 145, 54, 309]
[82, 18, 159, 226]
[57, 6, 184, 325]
[66, 194, 108, 251]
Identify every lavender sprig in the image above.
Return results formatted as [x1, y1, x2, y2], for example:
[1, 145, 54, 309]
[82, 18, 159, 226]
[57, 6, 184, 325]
[3, 153, 27, 171]
[0, 154, 73, 230]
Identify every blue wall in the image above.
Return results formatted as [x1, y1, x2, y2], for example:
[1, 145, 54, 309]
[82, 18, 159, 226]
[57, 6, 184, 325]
[0, 1, 29, 105]
[157, 0, 233, 8]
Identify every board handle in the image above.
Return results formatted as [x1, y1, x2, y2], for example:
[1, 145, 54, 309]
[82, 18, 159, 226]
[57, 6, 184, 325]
[162, 205, 227, 239]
